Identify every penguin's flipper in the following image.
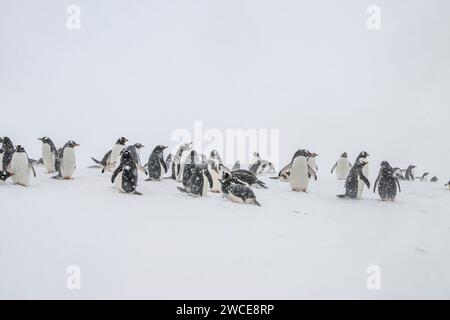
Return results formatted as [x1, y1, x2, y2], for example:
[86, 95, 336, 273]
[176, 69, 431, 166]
[256, 180, 268, 189]
[252, 199, 261, 207]
[396, 178, 402, 193]
[159, 154, 168, 173]
[331, 162, 337, 174]
[133, 191, 143, 195]
[111, 164, 123, 183]
[29, 163, 37, 178]
[360, 173, 370, 189]
[373, 176, 380, 193]
[269, 176, 280, 180]
[91, 157, 102, 166]
[137, 164, 148, 175]
[307, 165, 317, 181]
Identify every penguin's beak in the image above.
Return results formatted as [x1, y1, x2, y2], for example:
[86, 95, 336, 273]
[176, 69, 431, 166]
[163, 145, 168, 149]
[38, 138, 43, 141]
[75, 143, 80, 147]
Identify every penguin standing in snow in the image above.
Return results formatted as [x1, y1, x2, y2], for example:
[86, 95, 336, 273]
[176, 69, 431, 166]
[146, 145, 168, 181]
[111, 149, 142, 195]
[373, 161, 401, 201]
[125, 143, 145, 165]
[337, 151, 370, 199]
[9, 145, 36, 186]
[0, 137, 15, 171]
[165, 154, 172, 174]
[220, 178, 261, 206]
[331, 152, 352, 180]
[172, 142, 192, 180]
[207, 152, 223, 193]
[181, 150, 200, 187]
[290, 149, 317, 192]
[177, 166, 213, 197]
[38, 136, 59, 173]
[53, 140, 79, 179]
[404, 165, 416, 181]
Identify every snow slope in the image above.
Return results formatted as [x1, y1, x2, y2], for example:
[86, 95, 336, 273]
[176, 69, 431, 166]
[1, 164, 449, 299]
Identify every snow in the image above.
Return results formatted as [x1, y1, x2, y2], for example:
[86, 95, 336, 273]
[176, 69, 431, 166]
[1, 164, 449, 299]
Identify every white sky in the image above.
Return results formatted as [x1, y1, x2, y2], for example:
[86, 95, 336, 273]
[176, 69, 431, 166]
[1, 0, 449, 178]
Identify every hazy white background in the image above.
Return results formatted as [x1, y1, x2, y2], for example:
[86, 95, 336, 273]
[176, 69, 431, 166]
[1, 0, 449, 176]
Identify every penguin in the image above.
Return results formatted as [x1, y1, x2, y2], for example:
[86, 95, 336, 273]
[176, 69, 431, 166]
[232, 160, 241, 171]
[226, 169, 267, 189]
[0, 170, 14, 182]
[404, 165, 416, 181]
[337, 152, 370, 199]
[182, 150, 200, 187]
[125, 143, 145, 165]
[53, 141, 79, 179]
[171, 142, 192, 180]
[220, 178, 261, 206]
[9, 145, 36, 186]
[177, 165, 213, 197]
[290, 150, 317, 192]
[100, 137, 128, 172]
[417, 172, 430, 182]
[209, 150, 223, 165]
[111, 149, 142, 195]
[392, 167, 405, 180]
[248, 152, 261, 170]
[355, 151, 370, 181]
[331, 152, 352, 180]
[1, 137, 15, 171]
[259, 160, 276, 174]
[373, 161, 401, 201]
[307, 152, 319, 172]
[270, 162, 291, 182]
[445, 181, 450, 190]
[38, 136, 59, 173]
[146, 145, 168, 181]
[430, 176, 438, 183]
[249, 160, 267, 175]
[207, 153, 222, 193]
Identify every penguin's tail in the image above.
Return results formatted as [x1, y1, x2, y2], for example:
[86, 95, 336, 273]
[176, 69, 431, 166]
[252, 199, 262, 207]
[51, 174, 62, 180]
[336, 194, 347, 199]
[90, 157, 102, 166]
[256, 180, 268, 189]
[177, 186, 188, 193]
[133, 191, 143, 195]
[269, 176, 280, 180]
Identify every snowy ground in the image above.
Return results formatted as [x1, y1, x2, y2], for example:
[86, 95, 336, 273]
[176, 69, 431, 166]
[1, 164, 449, 300]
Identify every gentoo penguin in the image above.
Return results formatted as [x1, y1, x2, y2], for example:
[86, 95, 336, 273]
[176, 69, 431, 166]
[220, 178, 261, 206]
[226, 169, 267, 189]
[337, 152, 370, 199]
[177, 166, 213, 197]
[172, 142, 192, 180]
[182, 150, 200, 187]
[232, 161, 241, 171]
[146, 145, 168, 181]
[111, 149, 142, 195]
[9, 145, 36, 186]
[207, 151, 222, 193]
[0, 170, 14, 182]
[91, 150, 112, 169]
[38, 137, 59, 173]
[248, 152, 261, 170]
[53, 141, 79, 179]
[373, 161, 401, 201]
[209, 150, 223, 164]
[125, 143, 145, 165]
[392, 167, 405, 180]
[271, 162, 291, 182]
[249, 160, 267, 175]
[404, 165, 416, 181]
[355, 151, 370, 181]
[331, 152, 352, 180]
[430, 176, 438, 183]
[445, 181, 450, 190]
[417, 172, 430, 182]
[100, 137, 127, 172]
[1, 137, 15, 171]
[290, 150, 317, 192]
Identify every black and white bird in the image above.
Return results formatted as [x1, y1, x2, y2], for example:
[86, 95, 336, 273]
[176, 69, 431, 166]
[373, 161, 401, 201]
[220, 177, 261, 206]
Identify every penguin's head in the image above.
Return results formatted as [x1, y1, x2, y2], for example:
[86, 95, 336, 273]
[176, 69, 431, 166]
[0, 170, 14, 181]
[1, 137, 13, 148]
[309, 152, 318, 158]
[293, 149, 310, 159]
[341, 152, 347, 158]
[65, 141, 80, 148]
[154, 145, 167, 153]
[116, 137, 128, 145]
[38, 136, 50, 143]
[133, 143, 145, 149]
[357, 151, 369, 164]
[15, 145, 25, 152]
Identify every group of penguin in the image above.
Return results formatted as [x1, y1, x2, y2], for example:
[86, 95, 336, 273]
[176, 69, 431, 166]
[0, 136, 79, 186]
[2, 135, 450, 206]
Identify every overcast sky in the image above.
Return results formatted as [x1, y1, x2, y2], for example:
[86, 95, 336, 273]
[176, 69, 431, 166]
[1, 0, 449, 178]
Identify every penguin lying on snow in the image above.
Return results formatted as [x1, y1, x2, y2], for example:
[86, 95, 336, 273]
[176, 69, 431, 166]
[172, 142, 192, 180]
[220, 177, 261, 206]
[224, 168, 268, 189]
[112, 149, 142, 195]
[146, 145, 168, 181]
[177, 165, 213, 197]
[337, 151, 370, 199]
[331, 152, 352, 180]
[373, 161, 401, 201]
[9, 145, 36, 187]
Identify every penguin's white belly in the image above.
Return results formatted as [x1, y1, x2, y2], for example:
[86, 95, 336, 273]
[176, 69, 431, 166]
[115, 172, 124, 192]
[42, 144, 55, 172]
[290, 157, 309, 191]
[336, 159, 350, 180]
[110, 145, 124, 165]
[357, 178, 364, 199]
[201, 174, 209, 196]
[228, 192, 244, 204]
[10, 153, 30, 186]
[209, 169, 221, 192]
[61, 148, 76, 178]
